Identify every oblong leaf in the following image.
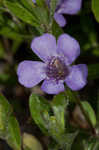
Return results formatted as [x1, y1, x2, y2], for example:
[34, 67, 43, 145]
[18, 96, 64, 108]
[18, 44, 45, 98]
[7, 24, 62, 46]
[4, 0, 39, 27]
[29, 93, 50, 134]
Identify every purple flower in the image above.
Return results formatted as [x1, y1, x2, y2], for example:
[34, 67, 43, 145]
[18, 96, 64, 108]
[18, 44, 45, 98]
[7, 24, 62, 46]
[32, 0, 82, 27]
[17, 33, 88, 94]
[32, 0, 36, 3]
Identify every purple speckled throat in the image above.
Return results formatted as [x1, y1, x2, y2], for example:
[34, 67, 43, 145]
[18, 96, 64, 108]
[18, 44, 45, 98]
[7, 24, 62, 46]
[46, 56, 69, 81]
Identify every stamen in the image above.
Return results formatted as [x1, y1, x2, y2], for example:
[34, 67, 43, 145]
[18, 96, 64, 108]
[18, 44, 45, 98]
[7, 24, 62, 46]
[46, 57, 69, 81]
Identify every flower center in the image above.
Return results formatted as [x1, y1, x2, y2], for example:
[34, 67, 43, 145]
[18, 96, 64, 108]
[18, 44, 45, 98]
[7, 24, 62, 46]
[46, 57, 69, 81]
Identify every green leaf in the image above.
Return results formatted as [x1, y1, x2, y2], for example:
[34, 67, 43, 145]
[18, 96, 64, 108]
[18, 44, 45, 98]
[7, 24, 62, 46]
[4, 0, 39, 27]
[62, 132, 78, 150]
[20, 0, 35, 12]
[0, 94, 21, 150]
[92, 0, 99, 23]
[0, 94, 12, 133]
[88, 63, 99, 80]
[48, 129, 78, 150]
[51, 93, 68, 132]
[0, 26, 33, 40]
[81, 101, 96, 127]
[29, 93, 50, 134]
[32, 6, 49, 27]
[44, 113, 78, 150]
[6, 116, 21, 150]
[36, 0, 45, 7]
[50, 0, 58, 17]
[43, 113, 64, 140]
[23, 133, 43, 150]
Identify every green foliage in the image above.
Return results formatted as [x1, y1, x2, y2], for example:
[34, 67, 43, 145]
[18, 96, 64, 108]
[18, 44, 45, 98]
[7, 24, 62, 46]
[36, 0, 45, 7]
[83, 139, 99, 150]
[0, 0, 99, 149]
[29, 93, 51, 134]
[92, 0, 99, 23]
[0, 94, 12, 133]
[20, 0, 35, 12]
[4, 0, 39, 27]
[29, 93, 78, 149]
[0, 94, 21, 150]
[51, 93, 67, 131]
[50, 0, 58, 16]
[7, 116, 21, 150]
[0, 26, 29, 40]
[81, 101, 96, 127]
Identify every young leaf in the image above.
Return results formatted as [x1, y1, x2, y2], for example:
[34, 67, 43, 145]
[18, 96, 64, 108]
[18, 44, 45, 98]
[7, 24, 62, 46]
[31, 6, 49, 27]
[29, 93, 50, 134]
[0, 94, 21, 150]
[51, 93, 68, 132]
[0, 94, 12, 134]
[4, 0, 39, 27]
[50, 0, 58, 17]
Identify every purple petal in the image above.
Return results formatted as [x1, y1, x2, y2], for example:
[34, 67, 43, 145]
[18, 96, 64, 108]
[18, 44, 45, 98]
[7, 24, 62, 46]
[31, 34, 57, 62]
[54, 13, 66, 27]
[57, 0, 82, 15]
[41, 80, 64, 94]
[65, 64, 88, 91]
[32, 0, 36, 3]
[17, 61, 46, 88]
[57, 34, 80, 65]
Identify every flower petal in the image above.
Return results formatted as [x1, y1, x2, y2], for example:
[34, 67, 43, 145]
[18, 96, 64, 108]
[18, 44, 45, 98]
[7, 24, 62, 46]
[54, 13, 66, 27]
[17, 61, 46, 88]
[31, 33, 57, 62]
[57, 34, 80, 64]
[41, 80, 64, 94]
[57, 0, 82, 15]
[32, 0, 36, 3]
[65, 64, 88, 91]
